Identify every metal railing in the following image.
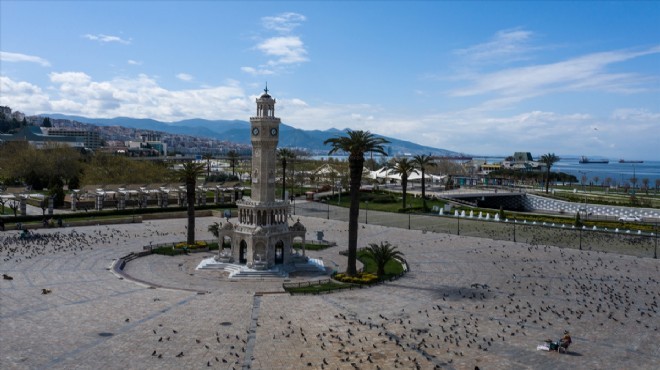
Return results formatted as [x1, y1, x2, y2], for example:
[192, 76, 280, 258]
[292, 200, 658, 259]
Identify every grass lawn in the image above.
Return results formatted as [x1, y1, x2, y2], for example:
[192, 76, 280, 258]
[152, 242, 219, 256]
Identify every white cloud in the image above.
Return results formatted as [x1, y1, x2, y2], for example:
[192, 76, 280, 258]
[83, 33, 131, 44]
[176, 73, 194, 81]
[243, 12, 309, 74]
[241, 66, 274, 76]
[0, 76, 52, 111]
[451, 46, 660, 110]
[611, 108, 660, 122]
[127, 59, 142, 65]
[5, 72, 248, 121]
[455, 28, 535, 63]
[262, 12, 306, 34]
[49, 71, 93, 85]
[0, 51, 51, 67]
[257, 36, 308, 65]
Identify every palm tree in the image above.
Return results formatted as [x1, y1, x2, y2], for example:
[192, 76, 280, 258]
[226, 150, 240, 177]
[176, 161, 206, 245]
[208, 222, 220, 239]
[324, 130, 389, 276]
[539, 153, 560, 193]
[202, 154, 213, 178]
[363, 241, 404, 277]
[277, 148, 295, 201]
[412, 154, 436, 211]
[391, 157, 418, 210]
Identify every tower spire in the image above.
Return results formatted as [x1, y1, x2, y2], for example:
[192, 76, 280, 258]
[264, 82, 268, 95]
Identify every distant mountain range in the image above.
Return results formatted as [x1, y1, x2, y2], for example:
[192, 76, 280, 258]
[44, 114, 460, 156]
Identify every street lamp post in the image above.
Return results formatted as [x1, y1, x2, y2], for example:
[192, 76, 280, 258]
[457, 212, 460, 236]
[654, 221, 657, 259]
[325, 200, 330, 220]
[365, 200, 369, 224]
[513, 217, 516, 243]
[579, 228, 582, 250]
[408, 208, 411, 230]
[578, 170, 589, 220]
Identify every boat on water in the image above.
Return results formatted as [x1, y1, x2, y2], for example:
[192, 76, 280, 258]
[618, 159, 644, 163]
[579, 156, 609, 164]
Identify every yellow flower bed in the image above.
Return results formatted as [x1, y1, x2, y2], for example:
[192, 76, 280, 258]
[333, 272, 379, 285]
[174, 241, 208, 249]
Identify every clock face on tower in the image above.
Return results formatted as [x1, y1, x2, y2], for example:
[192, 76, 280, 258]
[252, 127, 260, 136]
[270, 127, 278, 136]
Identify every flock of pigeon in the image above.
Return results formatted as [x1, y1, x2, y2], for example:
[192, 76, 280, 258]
[1, 216, 659, 369]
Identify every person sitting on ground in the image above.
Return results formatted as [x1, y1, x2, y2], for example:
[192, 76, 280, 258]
[559, 330, 572, 350]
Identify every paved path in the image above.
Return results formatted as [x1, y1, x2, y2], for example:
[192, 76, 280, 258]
[1, 216, 658, 369]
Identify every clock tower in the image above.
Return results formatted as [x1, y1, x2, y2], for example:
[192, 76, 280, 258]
[249, 86, 280, 202]
[217, 86, 306, 270]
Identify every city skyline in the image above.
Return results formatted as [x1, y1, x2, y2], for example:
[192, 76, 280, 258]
[1, 1, 659, 158]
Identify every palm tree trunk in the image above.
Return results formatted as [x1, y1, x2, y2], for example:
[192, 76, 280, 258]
[346, 156, 364, 276]
[545, 167, 551, 193]
[187, 182, 195, 245]
[421, 169, 426, 211]
[402, 177, 408, 210]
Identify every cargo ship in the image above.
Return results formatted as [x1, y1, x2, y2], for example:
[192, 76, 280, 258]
[618, 159, 644, 163]
[579, 156, 609, 164]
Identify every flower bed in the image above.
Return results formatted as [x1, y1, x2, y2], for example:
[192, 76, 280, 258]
[333, 272, 379, 285]
[173, 241, 208, 253]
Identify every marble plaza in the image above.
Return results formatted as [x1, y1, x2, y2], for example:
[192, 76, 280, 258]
[1, 214, 659, 370]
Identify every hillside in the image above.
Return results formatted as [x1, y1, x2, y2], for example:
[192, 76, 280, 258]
[44, 114, 460, 156]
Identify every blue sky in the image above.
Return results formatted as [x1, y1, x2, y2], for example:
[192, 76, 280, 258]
[1, 1, 659, 159]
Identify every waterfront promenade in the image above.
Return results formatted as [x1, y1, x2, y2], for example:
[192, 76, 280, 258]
[1, 213, 659, 369]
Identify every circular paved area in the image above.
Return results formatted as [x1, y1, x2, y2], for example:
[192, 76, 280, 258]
[1, 216, 659, 369]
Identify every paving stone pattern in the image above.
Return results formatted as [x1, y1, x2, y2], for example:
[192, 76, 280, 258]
[1, 215, 658, 369]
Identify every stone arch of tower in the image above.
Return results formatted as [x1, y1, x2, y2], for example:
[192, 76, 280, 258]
[274, 240, 284, 264]
[254, 241, 267, 262]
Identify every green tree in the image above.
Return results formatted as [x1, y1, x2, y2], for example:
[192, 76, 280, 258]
[363, 241, 404, 277]
[277, 148, 295, 201]
[539, 153, 560, 193]
[574, 211, 583, 227]
[175, 161, 206, 245]
[412, 154, 436, 211]
[42, 117, 52, 128]
[81, 152, 169, 185]
[324, 130, 389, 276]
[391, 157, 418, 210]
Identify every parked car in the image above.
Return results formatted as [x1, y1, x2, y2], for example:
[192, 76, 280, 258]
[618, 216, 641, 222]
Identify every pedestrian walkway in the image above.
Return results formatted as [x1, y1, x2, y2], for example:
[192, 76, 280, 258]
[1, 216, 658, 369]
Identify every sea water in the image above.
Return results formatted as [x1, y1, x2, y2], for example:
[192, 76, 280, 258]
[551, 158, 660, 185]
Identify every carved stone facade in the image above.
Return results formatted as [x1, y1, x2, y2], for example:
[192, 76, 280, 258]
[217, 88, 306, 269]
